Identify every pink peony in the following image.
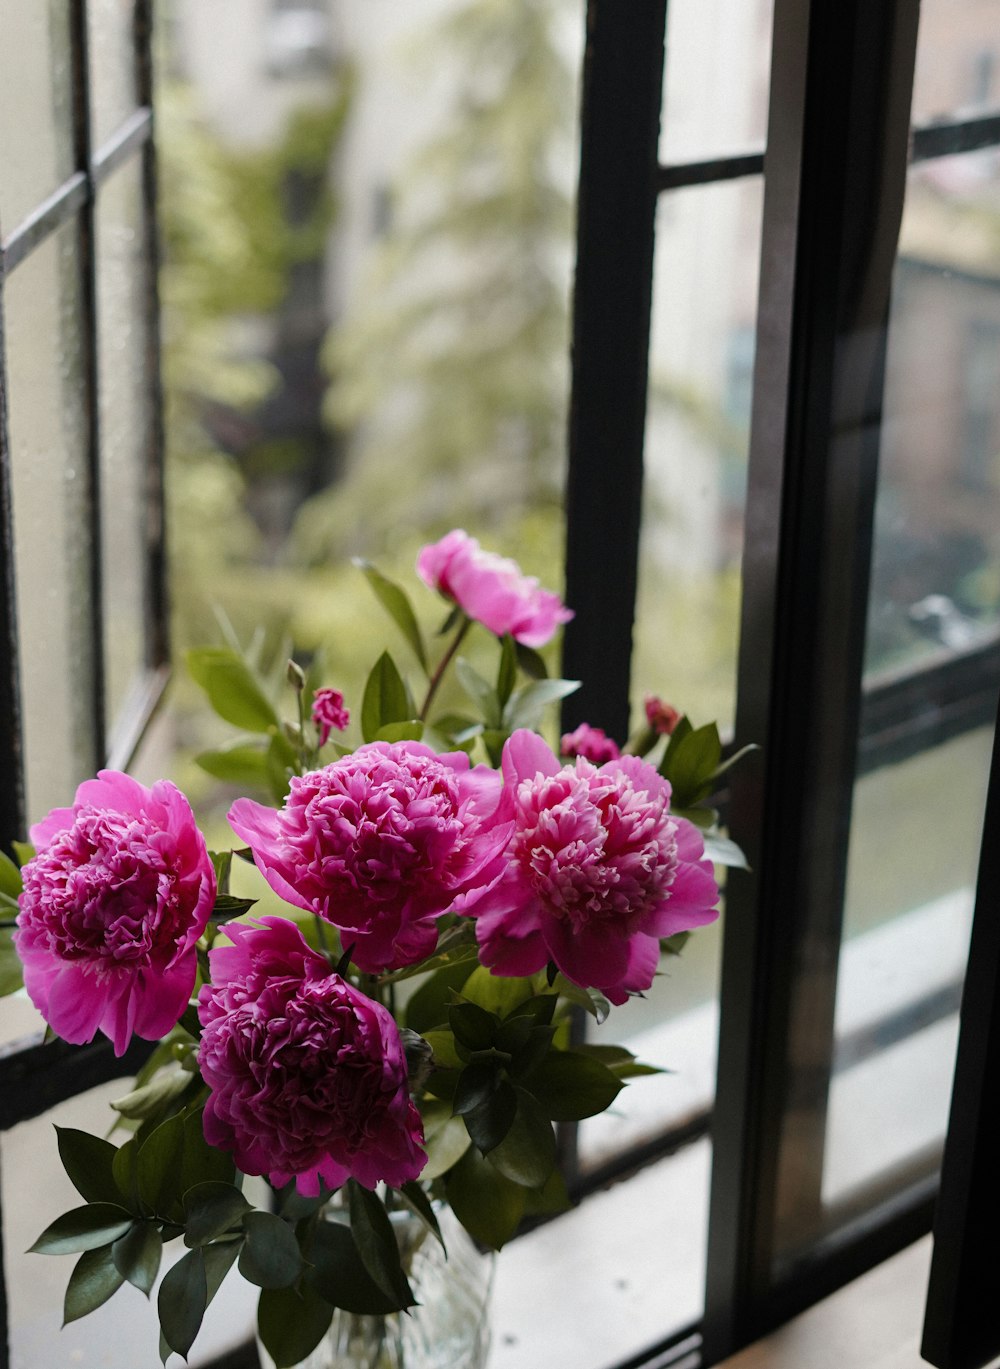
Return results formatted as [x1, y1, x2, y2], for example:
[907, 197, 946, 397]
[228, 741, 511, 974]
[198, 917, 425, 1194]
[465, 731, 719, 1005]
[311, 688, 350, 745]
[416, 529, 573, 647]
[560, 723, 621, 764]
[14, 771, 215, 1055]
[644, 696, 681, 736]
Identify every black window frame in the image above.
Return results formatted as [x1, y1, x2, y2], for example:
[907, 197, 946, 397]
[0, 4, 168, 1366]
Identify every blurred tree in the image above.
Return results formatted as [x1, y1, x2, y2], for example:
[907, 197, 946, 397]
[296, 0, 577, 563]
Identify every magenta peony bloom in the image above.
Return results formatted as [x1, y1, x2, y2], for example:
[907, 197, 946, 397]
[465, 731, 719, 1005]
[311, 687, 350, 745]
[560, 723, 621, 764]
[14, 771, 215, 1056]
[198, 917, 425, 1194]
[228, 741, 511, 974]
[416, 529, 573, 647]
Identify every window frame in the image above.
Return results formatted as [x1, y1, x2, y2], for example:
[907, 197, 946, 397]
[0, 4, 168, 1366]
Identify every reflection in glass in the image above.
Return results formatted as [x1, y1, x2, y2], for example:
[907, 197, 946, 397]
[865, 149, 1000, 677]
[660, 0, 773, 163]
[96, 159, 152, 736]
[0, 0, 74, 232]
[5, 226, 96, 824]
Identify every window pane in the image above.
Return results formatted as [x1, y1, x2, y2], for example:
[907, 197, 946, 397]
[911, 0, 1000, 123]
[0, 0, 75, 231]
[659, 0, 773, 163]
[5, 224, 97, 824]
[633, 176, 765, 736]
[96, 157, 152, 735]
[865, 149, 1000, 678]
[87, 0, 140, 149]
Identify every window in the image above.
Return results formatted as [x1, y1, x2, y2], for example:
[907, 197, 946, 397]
[2, 2, 999, 1368]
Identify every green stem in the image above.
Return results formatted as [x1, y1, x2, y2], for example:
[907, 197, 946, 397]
[419, 615, 472, 721]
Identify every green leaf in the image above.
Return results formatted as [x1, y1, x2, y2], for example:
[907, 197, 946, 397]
[402, 958, 475, 1032]
[347, 1181, 414, 1309]
[182, 1183, 252, 1248]
[203, 1238, 242, 1306]
[463, 1078, 517, 1154]
[444, 1144, 525, 1249]
[178, 1110, 235, 1201]
[158, 1247, 208, 1360]
[453, 1060, 502, 1117]
[661, 929, 692, 956]
[523, 1166, 572, 1217]
[422, 1029, 464, 1072]
[55, 1128, 120, 1205]
[397, 1182, 444, 1249]
[238, 1211, 303, 1289]
[514, 642, 548, 679]
[496, 635, 518, 710]
[30, 1203, 134, 1255]
[660, 722, 722, 808]
[710, 741, 760, 782]
[10, 840, 34, 866]
[419, 1104, 472, 1181]
[0, 927, 24, 997]
[572, 1043, 664, 1079]
[194, 742, 270, 787]
[0, 850, 22, 899]
[187, 647, 279, 734]
[258, 1284, 335, 1369]
[486, 1087, 557, 1188]
[112, 1221, 163, 1296]
[374, 720, 424, 744]
[112, 1070, 194, 1123]
[522, 1051, 624, 1121]
[502, 677, 580, 732]
[460, 965, 541, 1019]
[137, 1114, 186, 1215]
[267, 730, 298, 804]
[63, 1245, 125, 1324]
[305, 1218, 401, 1315]
[449, 1001, 499, 1052]
[112, 1138, 140, 1213]
[210, 893, 258, 919]
[701, 831, 750, 870]
[551, 975, 611, 1024]
[454, 657, 501, 727]
[354, 560, 428, 672]
[361, 651, 411, 743]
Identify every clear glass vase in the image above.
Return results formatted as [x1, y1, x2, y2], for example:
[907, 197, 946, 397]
[257, 1202, 494, 1369]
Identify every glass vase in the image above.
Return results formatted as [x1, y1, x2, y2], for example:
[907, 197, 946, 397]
[257, 1202, 494, 1369]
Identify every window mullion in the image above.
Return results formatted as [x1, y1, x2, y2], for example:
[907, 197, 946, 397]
[561, 0, 667, 744]
[703, 0, 923, 1358]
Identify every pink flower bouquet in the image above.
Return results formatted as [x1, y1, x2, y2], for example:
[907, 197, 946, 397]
[1, 532, 748, 1367]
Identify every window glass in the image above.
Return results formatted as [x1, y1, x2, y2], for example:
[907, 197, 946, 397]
[911, 0, 1000, 122]
[5, 223, 97, 826]
[87, 0, 141, 149]
[0, 0, 75, 231]
[96, 157, 153, 734]
[659, 0, 773, 163]
[633, 176, 765, 737]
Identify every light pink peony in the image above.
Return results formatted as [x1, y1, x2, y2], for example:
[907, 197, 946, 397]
[311, 688, 350, 745]
[465, 731, 719, 1005]
[198, 917, 425, 1194]
[14, 771, 215, 1055]
[416, 529, 573, 647]
[228, 741, 511, 974]
[560, 723, 621, 764]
